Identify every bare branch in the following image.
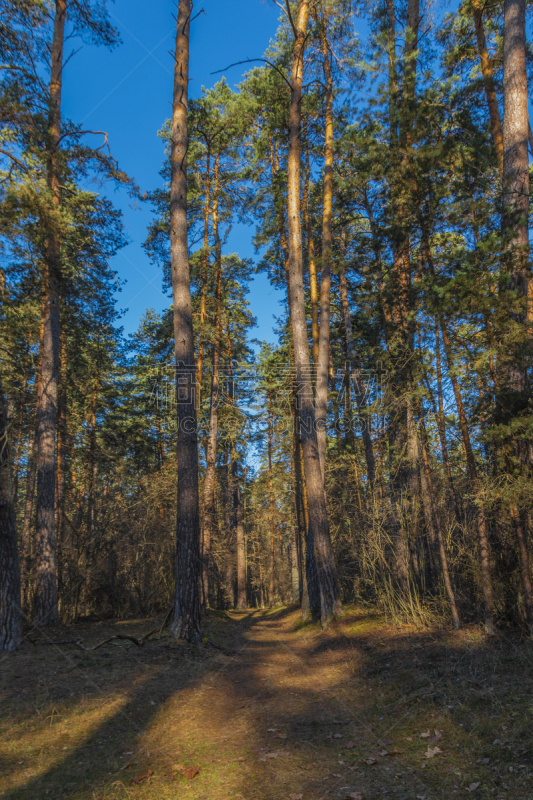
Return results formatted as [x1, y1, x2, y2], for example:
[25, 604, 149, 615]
[211, 58, 293, 92]
[271, 0, 297, 37]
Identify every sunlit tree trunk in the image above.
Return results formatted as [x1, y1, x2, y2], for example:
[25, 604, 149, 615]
[169, 0, 201, 642]
[502, 0, 530, 335]
[201, 156, 222, 610]
[273, 132, 321, 617]
[286, 0, 341, 627]
[315, 17, 334, 475]
[34, 0, 66, 626]
[196, 144, 211, 408]
[234, 476, 246, 609]
[502, 0, 532, 631]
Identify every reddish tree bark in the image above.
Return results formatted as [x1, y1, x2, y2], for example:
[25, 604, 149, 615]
[169, 0, 201, 642]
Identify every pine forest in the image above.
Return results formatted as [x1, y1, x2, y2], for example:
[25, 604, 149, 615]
[1, 2, 533, 799]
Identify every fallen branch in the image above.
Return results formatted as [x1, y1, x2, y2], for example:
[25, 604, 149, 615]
[35, 627, 160, 650]
[158, 607, 173, 639]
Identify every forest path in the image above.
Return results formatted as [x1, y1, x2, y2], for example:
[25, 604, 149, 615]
[1, 606, 532, 799]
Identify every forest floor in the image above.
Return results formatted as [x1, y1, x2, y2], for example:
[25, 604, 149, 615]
[1, 606, 532, 800]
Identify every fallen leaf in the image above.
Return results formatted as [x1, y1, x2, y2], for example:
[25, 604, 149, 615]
[379, 739, 393, 746]
[362, 757, 378, 765]
[419, 730, 431, 739]
[345, 741, 356, 749]
[346, 793, 366, 800]
[267, 728, 277, 732]
[333, 733, 343, 739]
[466, 783, 481, 792]
[429, 729, 442, 744]
[130, 769, 154, 785]
[476, 757, 490, 765]
[289, 795, 303, 800]
[182, 767, 200, 780]
[378, 750, 389, 757]
[424, 746, 441, 759]
[276, 733, 287, 739]
[232, 757, 246, 762]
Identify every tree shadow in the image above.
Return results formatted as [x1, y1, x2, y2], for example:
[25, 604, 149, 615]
[2, 609, 533, 799]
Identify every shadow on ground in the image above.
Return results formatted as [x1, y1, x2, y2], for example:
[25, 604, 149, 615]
[1, 607, 532, 799]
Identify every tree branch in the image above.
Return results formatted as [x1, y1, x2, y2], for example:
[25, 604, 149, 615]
[211, 58, 293, 92]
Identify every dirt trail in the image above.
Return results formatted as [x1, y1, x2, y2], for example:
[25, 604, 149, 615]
[1, 607, 532, 799]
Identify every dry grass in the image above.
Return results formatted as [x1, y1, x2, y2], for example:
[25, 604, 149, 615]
[1, 607, 532, 799]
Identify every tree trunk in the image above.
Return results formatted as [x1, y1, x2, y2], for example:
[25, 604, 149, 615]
[12, 363, 28, 509]
[286, 0, 341, 628]
[169, 0, 201, 643]
[267, 398, 277, 605]
[299, 438, 320, 619]
[0, 374, 22, 650]
[472, 0, 504, 176]
[21, 313, 45, 612]
[201, 155, 222, 610]
[315, 19, 334, 475]
[303, 145, 319, 367]
[234, 473, 246, 609]
[55, 326, 67, 601]
[503, 0, 529, 326]
[85, 367, 98, 545]
[34, 0, 67, 626]
[501, 0, 531, 632]
[196, 144, 211, 409]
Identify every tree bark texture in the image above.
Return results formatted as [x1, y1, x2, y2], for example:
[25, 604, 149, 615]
[0, 374, 22, 650]
[286, 0, 341, 628]
[201, 155, 222, 610]
[315, 19, 334, 475]
[34, 0, 67, 626]
[169, 0, 201, 643]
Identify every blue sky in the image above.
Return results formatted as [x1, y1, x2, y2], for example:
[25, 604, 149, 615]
[61, 0, 285, 339]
